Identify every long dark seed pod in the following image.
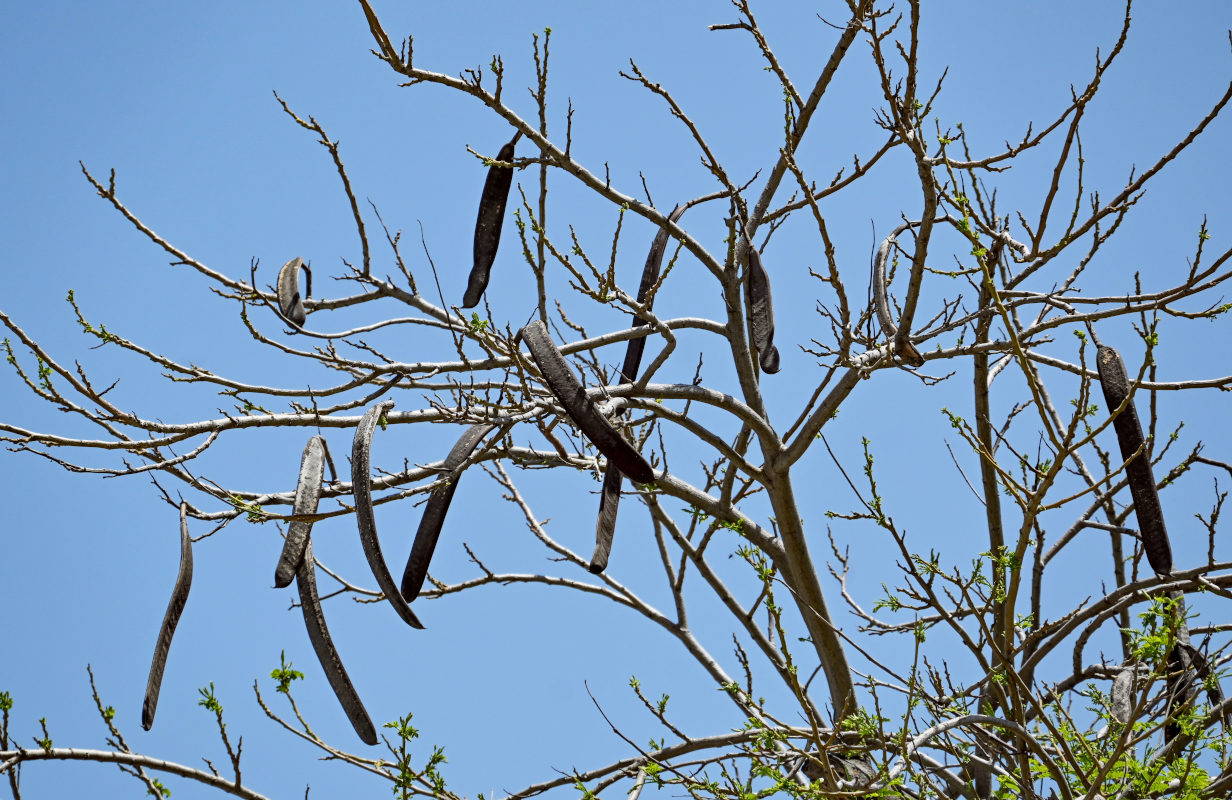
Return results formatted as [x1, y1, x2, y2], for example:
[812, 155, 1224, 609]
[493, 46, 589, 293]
[744, 243, 781, 375]
[352, 400, 425, 629]
[277, 257, 309, 326]
[142, 502, 193, 731]
[591, 204, 687, 574]
[518, 320, 654, 485]
[463, 134, 519, 308]
[274, 436, 327, 588]
[1110, 666, 1136, 725]
[1096, 345, 1173, 576]
[870, 233, 925, 368]
[401, 422, 495, 601]
[295, 537, 378, 745]
[1164, 592, 1196, 743]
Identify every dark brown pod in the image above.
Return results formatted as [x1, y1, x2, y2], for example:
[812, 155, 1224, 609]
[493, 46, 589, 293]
[295, 537, 378, 745]
[870, 233, 925, 368]
[352, 400, 425, 629]
[277, 257, 309, 326]
[519, 319, 655, 485]
[1096, 346, 1173, 576]
[744, 244, 780, 375]
[463, 135, 518, 308]
[274, 436, 327, 588]
[401, 422, 495, 601]
[142, 502, 193, 730]
[590, 463, 624, 574]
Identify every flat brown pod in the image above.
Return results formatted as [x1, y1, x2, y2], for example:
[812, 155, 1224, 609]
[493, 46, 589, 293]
[142, 502, 193, 731]
[1095, 345, 1173, 576]
[870, 233, 925, 368]
[274, 436, 327, 588]
[463, 135, 518, 308]
[277, 257, 309, 326]
[519, 319, 655, 485]
[744, 244, 780, 375]
[401, 422, 495, 601]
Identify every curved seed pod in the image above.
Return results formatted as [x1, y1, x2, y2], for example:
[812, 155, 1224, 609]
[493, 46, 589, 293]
[142, 502, 193, 731]
[590, 463, 624, 574]
[401, 422, 495, 601]
[463, 135, 518, 308]
[295, 537, 378, 745]
[744, 244, 781, 375]
[1096, 346, 1173, 576]
[277, 257, 308, 326]
[519, 320, 655, 485]
[274, 436, 328, 588]
[352, 400, 425, 629]
[1111, 667, 1136, 724]
[1164, 591, 1196, 744]
[870, 233, 925, 368]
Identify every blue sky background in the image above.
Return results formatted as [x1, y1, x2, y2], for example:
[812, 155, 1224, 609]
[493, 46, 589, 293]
[3, 2, 1232, 798]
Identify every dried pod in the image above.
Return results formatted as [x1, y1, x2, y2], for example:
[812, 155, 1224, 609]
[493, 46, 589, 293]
[295, 537, 378, 745]
[744, 243, 780, 375]
[142, 502, 193, 731]
[277, 257, 309, 326]
[1164, 591, 1196, 744]
[1096, 345, 1173, 576]
[1111, 667, 1135, 724]
[870, 232, 925, 368]
[401, 422, 495, 601]
[590, 464, 624, 574]
[352, 400, 425, 629]
[463, 134, 518, 308]
[274, 436, 328, 588]
[518, 319, 654, 485]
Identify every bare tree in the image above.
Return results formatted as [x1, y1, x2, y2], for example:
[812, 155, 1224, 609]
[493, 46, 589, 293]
[4, 1, 1232, 798]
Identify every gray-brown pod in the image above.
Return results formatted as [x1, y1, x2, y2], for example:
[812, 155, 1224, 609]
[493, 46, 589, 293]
[463, 134, 519, 308]
[295, 537, 378, 745]
[274, 436, 327, 588]
[519, 319, 655, 485]
[401, 422, 495, 601]
[352, 400, 425, 629]
[1110, 666, 1136, 725]
[1095, 345, 1173, 576]
[142, 502, 193, 731]
[744, 243, 780, 375]
[277, 257, 310, 326]
[591, 204, 686, 573]
[870, 232, 925, 368]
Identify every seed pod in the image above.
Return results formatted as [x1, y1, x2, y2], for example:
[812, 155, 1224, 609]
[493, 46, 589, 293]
[274, 436, 328, 588]
[870, 232, 925, 368]
[1096, 346, 1173, 576]
[1164, 591, 1196, 744]
[142, 502, 193, 731]
[352, 400, 425, 629]
[590, 463, 624, 574]
[1110, 667, 1135, 724]
[295, 537, 378, 745]
[401, 422, 495, 601]
[463, 135, 518, 308]
[744, 244, 781, 375]
[277, 257, 309, 326]
[518, 319, 654, 485]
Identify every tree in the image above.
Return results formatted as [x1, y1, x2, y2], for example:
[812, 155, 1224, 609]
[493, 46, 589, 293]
[3, 0, 1232, 797]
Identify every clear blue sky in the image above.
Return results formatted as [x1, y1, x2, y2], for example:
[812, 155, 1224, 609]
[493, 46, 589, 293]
[3, 2, 1231, 798]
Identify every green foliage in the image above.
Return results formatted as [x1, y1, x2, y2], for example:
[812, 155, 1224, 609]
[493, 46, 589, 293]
[197, 683, 223, 714]
[270, 651, 305, 695]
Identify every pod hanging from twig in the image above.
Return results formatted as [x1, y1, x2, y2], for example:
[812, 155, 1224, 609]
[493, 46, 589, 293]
[463, 133, 520, 308]
[1095, 345, 1173, 576]
[591, 204, 686, 574]
[1110, 666, 1136, 725]
[274, 436, 329, 588]
[295, 537, 378, 745]
[352, 400, 425, 629]
[870, 232, 925, 368]
[518, 319, 655, 485]
[1164, 592, 1197, 744]
[744, 241, 781, 375]
[277, 257, 311, 327]
[401, 422, 495, 601]
[142, 502, 193, 731]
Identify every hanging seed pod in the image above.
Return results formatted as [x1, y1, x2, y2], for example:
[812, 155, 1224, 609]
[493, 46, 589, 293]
[142, 502, 193, 730]
[401, 422, 495, 601]
[744, 243, 781, 375]
[295, 537, 378, 745]
[463, 134, 519, 308]
[592, 204, 687, 574]
[1164, 591, 1196, 744]
[1111, 666, 1136, 724]
[870, 232, 925, 368]
[1096, 346, 1173, 576]
[518, 319, 655, 485]
[277, 257, 310, 326]
[352, 400, 425, 629]
[274, 436, 328, 588]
